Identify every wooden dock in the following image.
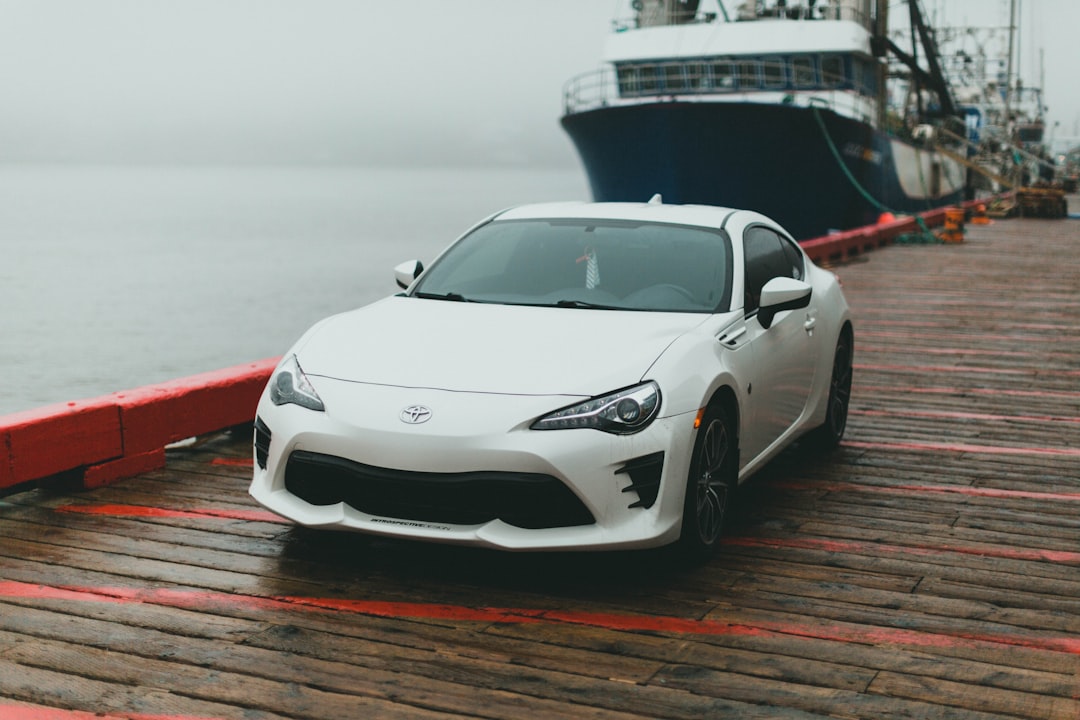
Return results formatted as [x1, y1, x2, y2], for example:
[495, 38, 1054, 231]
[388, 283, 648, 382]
[2, 212, 1079, 719]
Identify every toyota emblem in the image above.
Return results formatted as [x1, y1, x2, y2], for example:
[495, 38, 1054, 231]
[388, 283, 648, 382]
[400, 405, 432, 424]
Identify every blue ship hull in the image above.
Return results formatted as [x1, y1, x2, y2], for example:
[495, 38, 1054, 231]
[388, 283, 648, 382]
[561, 102, 964, 240]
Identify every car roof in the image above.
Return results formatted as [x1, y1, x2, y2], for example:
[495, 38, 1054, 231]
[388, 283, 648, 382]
[493, 200, 748, 231]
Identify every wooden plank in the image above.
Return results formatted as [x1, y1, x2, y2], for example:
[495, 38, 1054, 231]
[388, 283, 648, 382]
[868, 671, 1080, 720]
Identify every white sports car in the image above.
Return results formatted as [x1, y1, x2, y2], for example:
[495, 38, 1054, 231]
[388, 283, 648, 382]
[250, 199, 852, 558]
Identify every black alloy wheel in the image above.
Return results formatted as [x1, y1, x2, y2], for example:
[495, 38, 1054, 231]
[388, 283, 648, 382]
[812, 328, 853, 449]
[678, 403, 737, 560]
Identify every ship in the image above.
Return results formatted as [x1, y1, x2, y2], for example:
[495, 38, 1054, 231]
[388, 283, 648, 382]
[560, 0, 968, 240]
[931, 11, 1056, 190]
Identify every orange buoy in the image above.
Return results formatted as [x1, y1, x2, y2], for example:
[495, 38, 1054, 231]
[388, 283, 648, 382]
[970, 203, 992, 225]
[939, 206, 965, 244]
[877, 212, 896, 224]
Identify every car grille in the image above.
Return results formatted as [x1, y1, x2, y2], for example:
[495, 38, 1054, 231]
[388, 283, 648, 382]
[284, 450, 595, 530]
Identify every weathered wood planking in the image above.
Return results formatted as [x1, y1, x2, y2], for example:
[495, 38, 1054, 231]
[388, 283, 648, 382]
[1, 213, 1079, 719]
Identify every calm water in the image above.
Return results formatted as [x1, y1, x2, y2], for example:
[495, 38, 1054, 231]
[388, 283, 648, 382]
[0, 165, 589, 414]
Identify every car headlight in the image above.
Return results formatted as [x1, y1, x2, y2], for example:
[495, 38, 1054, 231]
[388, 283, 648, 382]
[269, 355, 325, 411]
[531, 381, 660, 434]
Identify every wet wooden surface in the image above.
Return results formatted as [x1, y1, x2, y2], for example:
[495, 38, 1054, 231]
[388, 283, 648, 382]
[2, 213, 1079, 719]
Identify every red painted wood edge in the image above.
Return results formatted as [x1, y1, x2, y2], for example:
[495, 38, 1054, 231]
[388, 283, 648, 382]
[0, 397, 123, 489]
[799, 196, 1003, 263]
[0, 703, 211, 720]
[0, 357, 279, 491]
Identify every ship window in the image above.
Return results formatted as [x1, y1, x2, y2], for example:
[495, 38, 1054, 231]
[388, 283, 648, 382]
[762, 57, 785, 88]
[792, 57, 816, 88]
[663, 63, 687, 92]
[737, 61, 759, 89]
[617, 65, 640, 96]
[686, 62, 708, 91]
[640, 64, 659, 93]
[856, 58, 878, 96]
[821, 55, 844, 87]
[712, 61, 735, 90]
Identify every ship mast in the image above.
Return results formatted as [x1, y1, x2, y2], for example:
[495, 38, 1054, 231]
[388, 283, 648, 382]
[874, 0, 889, 128]
[885, 0, 960, 122]
[1003, 0, 1017, 134]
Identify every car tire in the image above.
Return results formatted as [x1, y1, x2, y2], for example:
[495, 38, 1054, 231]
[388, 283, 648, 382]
[677, 402, 737, 561]
[809, 327, 853, 450]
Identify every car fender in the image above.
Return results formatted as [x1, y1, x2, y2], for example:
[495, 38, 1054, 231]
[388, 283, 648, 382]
[644, 314, 750, 422]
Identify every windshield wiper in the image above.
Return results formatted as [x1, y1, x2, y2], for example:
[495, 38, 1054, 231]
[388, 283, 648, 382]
[554, 299, 622, 310]
[414, 291, 473, 302]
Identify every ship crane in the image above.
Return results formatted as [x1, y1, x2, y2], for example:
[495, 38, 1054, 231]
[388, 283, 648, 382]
[882, 0, 961, 122]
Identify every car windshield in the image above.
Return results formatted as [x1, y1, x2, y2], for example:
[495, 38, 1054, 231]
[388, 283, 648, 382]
[411, 218, 733, 313]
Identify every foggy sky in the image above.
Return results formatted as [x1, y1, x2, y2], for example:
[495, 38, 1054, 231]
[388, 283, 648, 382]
[2, 0, 1076, 167]
[0, 0, 614, 167]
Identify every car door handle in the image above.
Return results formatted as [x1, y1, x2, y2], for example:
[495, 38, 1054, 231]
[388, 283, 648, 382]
[804, 316, 817, 332]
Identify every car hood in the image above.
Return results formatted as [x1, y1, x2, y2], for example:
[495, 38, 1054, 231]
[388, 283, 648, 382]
[294, 296, 710, 397]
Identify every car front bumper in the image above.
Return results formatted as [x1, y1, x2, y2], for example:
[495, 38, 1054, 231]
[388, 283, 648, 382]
[249, 377, 698, 551]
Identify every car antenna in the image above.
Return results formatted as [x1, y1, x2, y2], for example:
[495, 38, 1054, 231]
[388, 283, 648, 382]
[648, 193, 663, 205]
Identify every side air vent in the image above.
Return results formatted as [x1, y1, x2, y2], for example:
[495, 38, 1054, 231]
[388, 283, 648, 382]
[254, 417, 271, 470]
[617, 452, 664, 509]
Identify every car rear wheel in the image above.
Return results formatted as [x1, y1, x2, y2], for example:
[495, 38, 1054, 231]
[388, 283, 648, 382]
[810, 327, 853, 450]
[677, 403, 737, 560]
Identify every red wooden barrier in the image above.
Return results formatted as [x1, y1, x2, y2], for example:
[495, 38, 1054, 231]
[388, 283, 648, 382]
[1, 398, 123, 489]
[800, 198, 994, 263]
[1, 357, 279, 492]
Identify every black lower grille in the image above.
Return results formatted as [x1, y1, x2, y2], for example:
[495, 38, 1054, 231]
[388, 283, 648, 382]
[254, 417, 271, 470]
[284, 450, 595, 530]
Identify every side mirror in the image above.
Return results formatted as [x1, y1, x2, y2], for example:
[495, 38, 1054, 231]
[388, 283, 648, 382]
[758, 277, 812, 329]
[394, 260, 424, 290]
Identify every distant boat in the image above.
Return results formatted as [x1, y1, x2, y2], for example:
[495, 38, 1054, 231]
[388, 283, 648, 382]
[561, 0, 967, 240]
[936, 7, 1054, 189]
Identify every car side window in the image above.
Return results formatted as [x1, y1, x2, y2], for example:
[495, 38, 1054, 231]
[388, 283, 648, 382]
[743, 226, 804, 313]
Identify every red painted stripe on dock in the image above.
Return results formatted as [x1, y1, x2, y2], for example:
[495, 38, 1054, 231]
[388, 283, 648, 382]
[55, 503, 285, 524]
[857, 345, 1065, 359]
[775, 480, 1080, 503]
[1, 580, 1077, 656]
[0, 705, 209, 720]
[859, 329, 1077, 344]
[725, 536, 1080, 565]
[843, 439, 1080, 458]
[855, 384, 1080, 400]
[856, 362, 1080, 378]
[210, 457, 254, 467]
[850, 408, 1080, 425]
[867, 319, 1073, 332]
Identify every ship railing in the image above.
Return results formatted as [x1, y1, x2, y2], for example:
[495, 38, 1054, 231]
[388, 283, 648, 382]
[611, 1, 871, 32]
[563, 59, 862, 116]
[733, 2, 870, 25]
[611, 8, 719, 32]
[563, 67, 617, 115]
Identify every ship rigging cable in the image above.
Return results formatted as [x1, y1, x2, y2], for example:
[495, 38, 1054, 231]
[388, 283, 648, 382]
[811, 105, 936, 241]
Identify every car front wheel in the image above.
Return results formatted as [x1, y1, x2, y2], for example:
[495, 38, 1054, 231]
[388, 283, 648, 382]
[677, 403, 737, 560]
